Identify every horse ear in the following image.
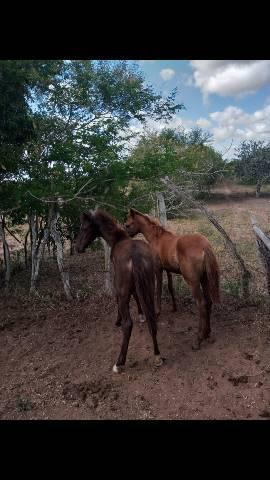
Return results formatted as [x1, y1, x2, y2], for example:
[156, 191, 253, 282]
[129, 207, 140, 217]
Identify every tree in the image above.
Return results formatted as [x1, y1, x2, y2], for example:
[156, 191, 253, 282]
[125, 126, 225, 217]
[0, 60, 63, 183]
[0, 61, 63, 287]
[235, 140, 270, 198]
[1, 60, 184, 295]
[22, 61, 184, 212]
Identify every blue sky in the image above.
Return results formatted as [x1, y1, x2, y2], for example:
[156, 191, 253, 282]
[128, 60, 270, 158]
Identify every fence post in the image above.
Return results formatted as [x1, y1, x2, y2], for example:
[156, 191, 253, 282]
[251, 216, 270, 295]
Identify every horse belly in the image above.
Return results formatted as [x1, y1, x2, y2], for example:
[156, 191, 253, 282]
[162, 258, 181, 274]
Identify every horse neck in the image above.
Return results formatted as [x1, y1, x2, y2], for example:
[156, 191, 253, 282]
[98, 221, 127, 248]
[139, 218, 162, 244]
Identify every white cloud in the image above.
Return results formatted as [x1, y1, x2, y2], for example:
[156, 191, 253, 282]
[210, 104, 270, 135]
[206, 103, 270, 157]
[189, 60, 270, 99]
[160, 68, 176, 81]
[196, 117, 212, 129]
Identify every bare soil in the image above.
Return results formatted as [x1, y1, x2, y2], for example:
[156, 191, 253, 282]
[1, 260, 270, 420]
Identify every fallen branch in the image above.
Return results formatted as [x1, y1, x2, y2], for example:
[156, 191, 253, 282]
[251, 216, 270, 295]
[3, 224, 22, 244]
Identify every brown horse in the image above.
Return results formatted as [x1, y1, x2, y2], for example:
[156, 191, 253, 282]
[143, 216, 177, 313]
[76, 208, 163, 373]
[125, 208, 220, 350]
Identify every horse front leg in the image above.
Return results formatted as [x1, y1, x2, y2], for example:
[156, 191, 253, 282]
[115, 307, 122, 326]
[167, 271, 177, 312]
[155, 268, 163, 318]
[115, 295, 122, 326]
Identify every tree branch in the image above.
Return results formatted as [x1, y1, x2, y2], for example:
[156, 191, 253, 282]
[3, 224, 22, 244]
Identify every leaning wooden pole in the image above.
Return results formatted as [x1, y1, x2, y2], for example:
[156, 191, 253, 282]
[251, 216, 270, 295]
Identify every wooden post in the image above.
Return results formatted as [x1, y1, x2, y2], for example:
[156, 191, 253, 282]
[50, 210, 73, 301]
[251, 216, 270, 295]
[156, 192, 167, 226]
[101, 237, 113, 296]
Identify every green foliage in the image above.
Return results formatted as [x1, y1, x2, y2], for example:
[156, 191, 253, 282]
[0, 60, 63, 183]
[125, 126, 225, 213]
[1, 59, 184, 245]
[235, 140, 270, 185]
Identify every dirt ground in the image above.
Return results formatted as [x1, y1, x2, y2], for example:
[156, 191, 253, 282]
[1, 190, 270, 420]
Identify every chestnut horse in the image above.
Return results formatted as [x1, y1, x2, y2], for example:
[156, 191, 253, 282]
[144, 216, 177, 313]
[125, 208, 220, 350]
[76, 208, 163, 373]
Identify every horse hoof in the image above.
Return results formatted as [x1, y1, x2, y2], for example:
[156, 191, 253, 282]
[154, 355, 163, 367]
[192, 342, 201, 351]
[112, 364, 123, 373]
[139, 314, 146, 323]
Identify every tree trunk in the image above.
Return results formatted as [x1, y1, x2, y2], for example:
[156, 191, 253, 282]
[101, 237, 113, 296]
[24, 228, 30, 268]
[30, 213, 50, 295]
[0, 217, 11, 289]
[156, 192, 167, 226]
[28, 215, 33, 256]
[256, 179, 262, 198]
[50, 210, 73, 301]
[30, 213, 37, 293]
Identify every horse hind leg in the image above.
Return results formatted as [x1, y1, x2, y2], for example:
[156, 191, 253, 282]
[201, 272, 213, 341]
[133, 290, 146, 323]
[140, 302, 162, 366]
[187, 281, 209, 351]
[113, 296, 133, 373]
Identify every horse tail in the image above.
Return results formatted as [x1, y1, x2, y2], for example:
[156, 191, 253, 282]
[132, 252, 157, 336]
[204, 245, 220, 303]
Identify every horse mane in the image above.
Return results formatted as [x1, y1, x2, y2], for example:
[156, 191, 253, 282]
[94, 208, 128, 240]
[143, 213, 172, 238]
